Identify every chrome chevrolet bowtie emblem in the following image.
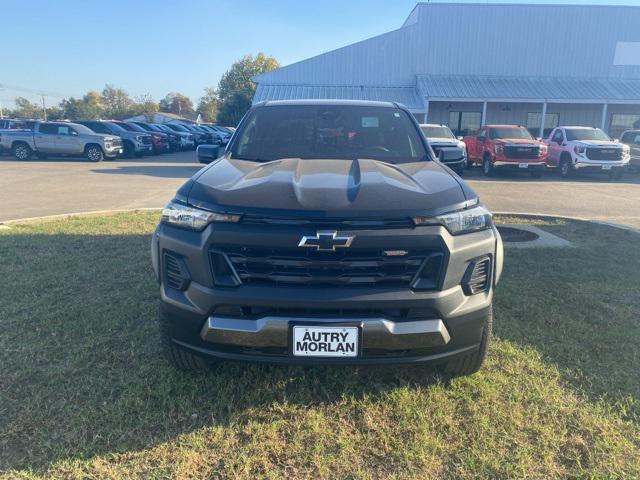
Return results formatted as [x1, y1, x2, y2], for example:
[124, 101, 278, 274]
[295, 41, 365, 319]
[298, 231, 354, 252]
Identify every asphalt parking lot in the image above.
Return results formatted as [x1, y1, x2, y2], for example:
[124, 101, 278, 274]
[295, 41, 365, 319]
[1, 151, 639, 227]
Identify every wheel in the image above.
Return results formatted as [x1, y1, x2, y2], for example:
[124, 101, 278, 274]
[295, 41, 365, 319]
[122, 141, 134, 158]
[482, 155, 494, 177]
[559, 155, 574, 178]
[12, 142, 32, 160]
[159, 305, 212, 371]
[442, 304, 493, 376]
[85, 145, 104, 162]
[529, 170, 542, 178]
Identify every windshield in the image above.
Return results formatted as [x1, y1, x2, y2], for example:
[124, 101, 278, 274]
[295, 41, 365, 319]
[421, 125, 455, 139]
[169, 124, 189, 132]
[489, 127, 533, 140]
[232, 105, 428, 163]
[121, 122, 145, 132]
[70, 123, 96, 135]
[565, 128, 611, 141]
[105, 122, 126, 133]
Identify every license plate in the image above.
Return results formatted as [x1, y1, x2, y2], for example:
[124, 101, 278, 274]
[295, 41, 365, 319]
[292, 326, 359, 357]
[602, 164, 613, 170]
[519, 163, 529, 169]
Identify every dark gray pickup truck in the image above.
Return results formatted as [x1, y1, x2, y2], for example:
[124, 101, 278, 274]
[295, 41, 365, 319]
[151, 100, 503, 375]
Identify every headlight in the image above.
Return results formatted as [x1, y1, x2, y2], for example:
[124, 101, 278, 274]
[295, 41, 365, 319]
[414, 205, 493, 235]
[161, 201, 240, 231]
[574, 146, 586, 155]
[136, 135, 143, 142]
[494, 144, 503, 154]
[539, 144, 547, 155]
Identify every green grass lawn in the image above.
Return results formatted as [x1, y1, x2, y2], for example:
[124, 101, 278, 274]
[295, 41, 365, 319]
[1, 212, 639, 479]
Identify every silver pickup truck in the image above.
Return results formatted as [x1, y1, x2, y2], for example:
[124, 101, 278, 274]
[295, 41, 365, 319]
[0, 121, 123, 161]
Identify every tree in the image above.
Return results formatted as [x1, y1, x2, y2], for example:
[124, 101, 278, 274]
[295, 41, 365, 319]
[197, 88, 218, 123]
[159, 92, 193, 115]
[216, 52, 279, 126]
[59, 91, 103, 120]
[101, 84, 133, 119]
[13, 97, 42, 119]
[129, 94, 159, 120]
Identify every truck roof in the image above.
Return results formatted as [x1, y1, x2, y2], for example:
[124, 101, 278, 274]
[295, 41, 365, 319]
[257, 99, 400, 108]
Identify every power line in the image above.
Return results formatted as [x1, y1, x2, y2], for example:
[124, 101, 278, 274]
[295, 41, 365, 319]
[0, 82, 72, 98]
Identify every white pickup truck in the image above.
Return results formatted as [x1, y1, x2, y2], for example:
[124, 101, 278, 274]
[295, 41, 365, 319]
[544, 126, 629, 179]
[0, 121, 123, 161]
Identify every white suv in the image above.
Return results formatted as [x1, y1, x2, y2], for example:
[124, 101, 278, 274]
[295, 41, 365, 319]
[544, 126, 629, 179]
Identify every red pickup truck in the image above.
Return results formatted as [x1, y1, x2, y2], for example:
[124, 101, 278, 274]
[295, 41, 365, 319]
[464, 125, 547, 177]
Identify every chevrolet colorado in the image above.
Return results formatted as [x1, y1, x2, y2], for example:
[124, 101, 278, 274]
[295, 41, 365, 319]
[0, 121, 123, 161]
[152, 100, 503, 375]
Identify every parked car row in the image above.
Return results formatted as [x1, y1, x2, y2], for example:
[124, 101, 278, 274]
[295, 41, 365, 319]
[421, 123, 635, 180]
[0, 118, 234, 161]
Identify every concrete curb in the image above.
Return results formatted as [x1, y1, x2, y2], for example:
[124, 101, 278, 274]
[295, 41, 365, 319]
[1, 208, 638, 235]
[494, 211, 640, 234]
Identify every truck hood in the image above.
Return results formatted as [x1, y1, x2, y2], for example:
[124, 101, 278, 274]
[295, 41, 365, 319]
[573, 140, 621, 147]
[94, 134, 120, 142]
[186, 156, 473, 218]
[427, 137, 464, 147]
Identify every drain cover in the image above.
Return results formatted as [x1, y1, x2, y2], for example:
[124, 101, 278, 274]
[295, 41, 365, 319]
[497, 226, 540, 242]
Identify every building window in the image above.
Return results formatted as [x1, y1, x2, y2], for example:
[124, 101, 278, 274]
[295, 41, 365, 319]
[448, 111, 482, 136]
[526, 112, 559, 138]
[610, 114, 640, 139]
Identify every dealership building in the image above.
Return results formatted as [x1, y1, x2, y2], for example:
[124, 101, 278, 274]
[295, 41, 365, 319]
[253, 2, 640, 138]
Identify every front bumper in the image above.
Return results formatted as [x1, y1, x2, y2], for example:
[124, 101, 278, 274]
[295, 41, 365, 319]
[493, 160, 546, 169]
[153, 222, 502, 365]
[104, 145, 123, 157]
[135, 142, 154, 153]
[573, 157, 629, 170]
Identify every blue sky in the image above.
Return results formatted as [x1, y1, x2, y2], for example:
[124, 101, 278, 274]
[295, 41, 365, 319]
[2, 0, 640, 106]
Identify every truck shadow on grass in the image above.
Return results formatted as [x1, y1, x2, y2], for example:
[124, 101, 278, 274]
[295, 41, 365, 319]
[0, 219, 638, 473]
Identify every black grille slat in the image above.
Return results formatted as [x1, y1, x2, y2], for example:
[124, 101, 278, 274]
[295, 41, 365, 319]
[164, 253, 189, 290]
[215, 246, 439, 288]
[586, 147, 623, 161]
[464, 258, 491, 295]
[504, 145, 540, 158]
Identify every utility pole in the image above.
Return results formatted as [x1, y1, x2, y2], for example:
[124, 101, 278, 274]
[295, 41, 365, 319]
[41, 94, 47, 120]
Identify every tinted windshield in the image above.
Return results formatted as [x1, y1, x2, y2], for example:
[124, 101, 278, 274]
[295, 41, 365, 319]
[232, 105, 428, 163]
[105, 122, 126, 133]
[565, 128, 611, 141]
[169, 124, 189, 132]
[122, 122, 145, 132]
[70, 123, 96, 135]
[421, 125, 455, 139]
[489, 127, 533, 140]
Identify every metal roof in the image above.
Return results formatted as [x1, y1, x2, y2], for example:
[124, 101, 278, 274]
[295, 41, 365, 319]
[255, 3, 640, 88]
[253, 84, 424, 111]
[417, 75, 640, 103]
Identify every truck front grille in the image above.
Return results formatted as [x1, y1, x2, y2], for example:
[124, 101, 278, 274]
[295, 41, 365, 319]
[504, 145, 540, 158]
[141, 136, 152, 145]
[214, 246, 443, 288]
[586, 147, 623, 160]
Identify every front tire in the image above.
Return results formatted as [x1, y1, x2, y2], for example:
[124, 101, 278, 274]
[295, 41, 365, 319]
[12, 142, 32, 160]
[159, 305, 212, 371]
[559, 155, 574, 178]
[482, 155, 494, 177]
[443, 305, 493, 376]
[122, 141, 135, 158]
[85, 145, 104, 162]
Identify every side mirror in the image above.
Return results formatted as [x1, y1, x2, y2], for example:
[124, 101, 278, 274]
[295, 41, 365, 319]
[70, 130, 78, 136]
